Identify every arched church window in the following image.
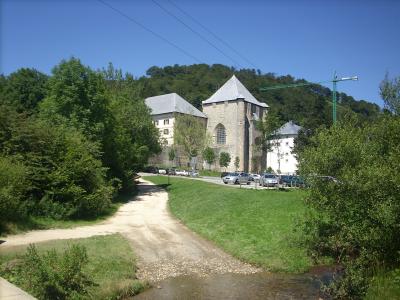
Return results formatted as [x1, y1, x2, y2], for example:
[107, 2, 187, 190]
[215, 124, 226, 145]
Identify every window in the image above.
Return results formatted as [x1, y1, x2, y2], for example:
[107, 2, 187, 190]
[164, 119, 169, 125]
[285, 141, 289, 146]
[155, 120, 159, 126]
[163, 129, 169, 135]
[215, 124, 226, 145]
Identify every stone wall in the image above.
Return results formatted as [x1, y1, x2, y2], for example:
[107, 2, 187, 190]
[203, 100, 266, 172]
[203, 100, 243, 172]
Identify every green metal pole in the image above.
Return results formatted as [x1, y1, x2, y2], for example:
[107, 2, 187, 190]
[332, 71, 337, 124]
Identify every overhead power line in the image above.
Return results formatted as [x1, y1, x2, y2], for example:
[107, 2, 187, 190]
[150, 0, 244, 69]
[96, 0, 202, 64]
[166, 0, 259, 70]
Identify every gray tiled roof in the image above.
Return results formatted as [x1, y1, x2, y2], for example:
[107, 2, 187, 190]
[202, 75, 269, 108]
[145, 93, 207, 118]
[276, 121, 302, 136]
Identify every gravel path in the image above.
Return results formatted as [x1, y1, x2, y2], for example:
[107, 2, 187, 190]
[0, 179, 260, 282]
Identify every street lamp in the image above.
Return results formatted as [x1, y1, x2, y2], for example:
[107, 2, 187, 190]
[332, 72, 358, 124]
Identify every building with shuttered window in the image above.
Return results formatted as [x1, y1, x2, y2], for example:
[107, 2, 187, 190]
[145, 75, 283, 172]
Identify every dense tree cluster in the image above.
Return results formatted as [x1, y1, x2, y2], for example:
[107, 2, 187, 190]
[0, 59, 160, 229]
[298, 115, 400, 298]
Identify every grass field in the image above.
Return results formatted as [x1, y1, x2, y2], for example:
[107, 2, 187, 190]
[145, 175, 312, 273]
[199, 169, 221, 177]
[0, 234, 147, 299]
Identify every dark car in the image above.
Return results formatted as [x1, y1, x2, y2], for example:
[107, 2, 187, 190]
[291, 175, 307, 187]
[280, 175, 294, 186]
[144, 166, 159, 174]
[280, 175, 306, 187]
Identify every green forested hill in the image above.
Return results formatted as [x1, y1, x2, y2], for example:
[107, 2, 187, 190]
[137, 64, 381, 129]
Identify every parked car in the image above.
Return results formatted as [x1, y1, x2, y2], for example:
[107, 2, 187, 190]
[292, 175, 306, 187]
[167, 168, 176, 175]
[280, 175, 295, 186]
[158, 169, 167, 174]
[144, 166, 158, 174]
[260, 173, 279, 187]
[222, 172, 250, 185]
[190, 170, 199, 177]
[176, 170, 189, 176]
[220, 172, 229, 178]
[249, 173, 261, 182]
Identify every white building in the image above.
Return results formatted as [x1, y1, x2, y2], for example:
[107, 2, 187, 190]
[145, 93, 207, 146]
[267, 121, 302, 175]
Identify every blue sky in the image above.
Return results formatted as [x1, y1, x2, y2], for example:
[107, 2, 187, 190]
[1, 0, 400, 107]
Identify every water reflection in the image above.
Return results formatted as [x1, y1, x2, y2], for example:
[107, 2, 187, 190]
[133, 272, 324, 300]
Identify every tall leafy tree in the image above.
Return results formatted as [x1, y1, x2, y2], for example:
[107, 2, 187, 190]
[380, 73, 400, 115]
[39, 58, 110, 141]
[219, 152, 231, 170]
[104, 90, 160, 187]
[202, 146, 216, 169]
[174, 114, 208, 160]
[0, 103, 112, 219]
[0, 68, 48, 113]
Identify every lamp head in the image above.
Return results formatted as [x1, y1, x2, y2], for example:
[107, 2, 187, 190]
[340, 76, 358, 81]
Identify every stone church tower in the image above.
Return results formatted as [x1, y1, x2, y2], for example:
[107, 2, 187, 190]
[202, 75, 268, 172]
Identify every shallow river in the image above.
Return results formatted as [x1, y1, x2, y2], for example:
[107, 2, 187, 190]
[133, 270, 332, 300]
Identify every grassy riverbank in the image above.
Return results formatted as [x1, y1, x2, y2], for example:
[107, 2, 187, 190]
[145, 176, 312, 273]
[0, 234, 147, 299]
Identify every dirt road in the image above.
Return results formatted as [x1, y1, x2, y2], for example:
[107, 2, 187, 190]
[0, 179, 259, 282]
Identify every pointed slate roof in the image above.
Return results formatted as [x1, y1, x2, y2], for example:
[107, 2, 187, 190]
[145, 93, 207, 118]
[202, 75, 268, 108]
[276, 121, 302, 136]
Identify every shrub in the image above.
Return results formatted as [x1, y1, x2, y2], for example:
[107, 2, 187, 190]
[0, 113, 113, 220]
[18, 244, 94, 300]
[0, 156, 29, 222]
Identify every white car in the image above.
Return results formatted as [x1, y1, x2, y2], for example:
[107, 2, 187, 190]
[190, 171, 199, 177]
[158, 169, 167, 174]
[250, 174, 261, 181]
[176, 170, 189, 176]
[260, 174, 279, 187]
[222, 172, 250, 185]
